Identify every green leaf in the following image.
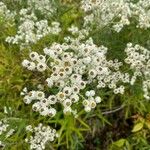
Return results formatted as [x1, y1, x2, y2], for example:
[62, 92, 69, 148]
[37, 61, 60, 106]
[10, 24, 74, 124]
[132, 122, 144, 132]
[145, 120, 150, 129]
[113, 139, 126, 147]
[76, 118, 90, 130]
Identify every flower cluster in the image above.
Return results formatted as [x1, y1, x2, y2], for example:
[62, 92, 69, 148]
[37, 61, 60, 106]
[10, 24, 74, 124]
[0, 2, 15, 22]
[21, 88, 57, 117]
[5, 129, 15, 138]
[131, 0, 150, 29]
[81, 0, 150, 32]
[25, 124, 58, 150]
[4, 0, 58, 48]
[27, 0, 56, 17]
[22, 51, 47, 72]
[124, 43, 150, 99]
[2, 0, 150, 149]
[83, 90, 102, 112]
[21, 26, 134, 117]
[5, 8, 61, 48]
[0, 119, 15, 147]
[0, 119, 9, 136]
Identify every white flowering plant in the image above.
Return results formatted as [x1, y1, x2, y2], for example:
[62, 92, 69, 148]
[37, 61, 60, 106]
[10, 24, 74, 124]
[0, 0, 150, 149]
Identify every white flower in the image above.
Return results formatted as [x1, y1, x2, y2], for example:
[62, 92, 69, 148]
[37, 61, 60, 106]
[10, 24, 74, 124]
[0, 119, 9, 136]
[46, 78, 54, 88]
[82, 100, 89, 106]
[48, 95, 57, 104]
[72, 86, 80, 94]
[43, 48, 57, 58]
[70, 94, 79, 103]
[85, 91, 91, 97]
[86, 90, 95, 97]
[22, 59, 30, 68]
[36, 91, 45, 100]
[23, 95, 32, 104]
[64, 67, 72, 75]
[37, 55, 46, 63]
[63, 87, 72, 96]
[78, 81, 86, 89]
[40, 107, 49, 116]
[37, 63, 47, 72]
[32, 103, 41, 112]
[113, 88, 119, 94]
[51, 72, 60, 81]
[56, 80, 65, 88]
[26, 125, 33, 132]
[84, 106, 91, 112]
[63, 107, 72, 115]
[70, 74, 82, 83]
[90, 100, 96, 109]
[90, 90, 95, 97]
[83, 56, 91, 64]
[63, 99, 72, 107]
[27, 62, 36, 71]
[95, 96, 102, 103]
[89, 69, 97, 78]
[28, 91, 37, 100]
[57, 92, 66, 101]
[29, 52, 39, 61]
